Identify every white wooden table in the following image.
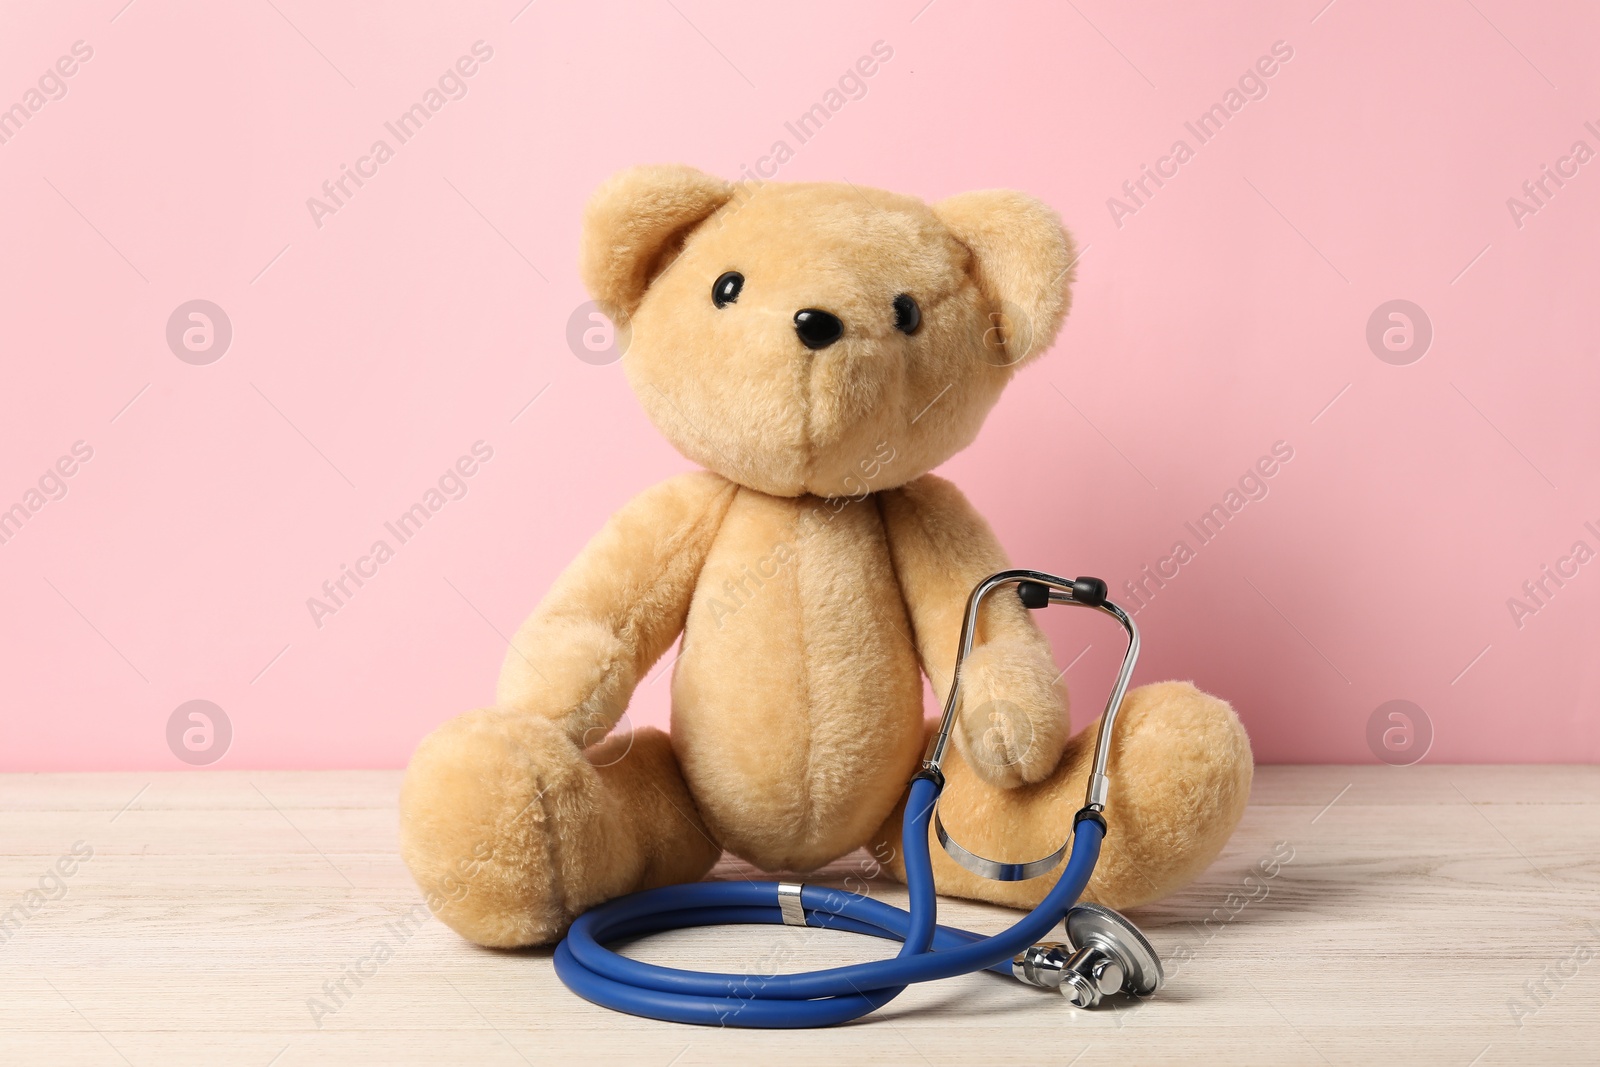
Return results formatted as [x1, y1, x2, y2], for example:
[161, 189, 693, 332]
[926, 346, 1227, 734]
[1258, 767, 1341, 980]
[2, 766, 1596, 1065]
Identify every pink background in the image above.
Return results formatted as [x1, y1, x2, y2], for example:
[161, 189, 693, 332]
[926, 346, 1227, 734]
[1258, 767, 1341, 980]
[2, 0, 1596, 770]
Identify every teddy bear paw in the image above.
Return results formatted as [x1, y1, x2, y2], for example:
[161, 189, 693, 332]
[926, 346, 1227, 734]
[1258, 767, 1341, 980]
[953, 638, 1069, 788]
[399, 708, 599, 947]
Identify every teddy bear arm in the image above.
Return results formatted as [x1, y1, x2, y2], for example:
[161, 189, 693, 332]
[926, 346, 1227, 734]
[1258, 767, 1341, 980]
[494, 470, 737, 745]
[401, 473, 733, 948]
[879, 474, 1069, 787]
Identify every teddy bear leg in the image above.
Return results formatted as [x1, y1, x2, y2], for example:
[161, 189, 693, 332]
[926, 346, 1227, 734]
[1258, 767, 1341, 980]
[869, 681, 1253, 912]
[400, 710, 720, 948]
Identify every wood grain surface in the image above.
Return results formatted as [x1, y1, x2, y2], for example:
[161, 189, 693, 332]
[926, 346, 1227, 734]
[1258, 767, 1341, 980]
[1, 765, 1596, 1065]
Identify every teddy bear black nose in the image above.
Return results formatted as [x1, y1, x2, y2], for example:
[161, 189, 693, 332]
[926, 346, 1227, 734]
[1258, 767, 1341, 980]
[793, 309, 844, 350]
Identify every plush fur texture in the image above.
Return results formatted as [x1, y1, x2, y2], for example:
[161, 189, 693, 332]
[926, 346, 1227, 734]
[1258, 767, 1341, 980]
[399, 166, 1254, 947]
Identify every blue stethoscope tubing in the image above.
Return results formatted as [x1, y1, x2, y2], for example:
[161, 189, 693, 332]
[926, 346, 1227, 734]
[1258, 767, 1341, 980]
[554, 775, 1104, 1028]
[554, 570, 1133, 1028]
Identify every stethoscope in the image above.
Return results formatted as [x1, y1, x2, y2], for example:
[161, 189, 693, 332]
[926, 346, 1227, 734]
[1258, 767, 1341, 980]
[554, 569, 1163, 1027]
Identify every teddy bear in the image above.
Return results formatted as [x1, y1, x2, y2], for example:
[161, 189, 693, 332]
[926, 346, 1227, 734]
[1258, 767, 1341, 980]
[398, 165, 1254, 948]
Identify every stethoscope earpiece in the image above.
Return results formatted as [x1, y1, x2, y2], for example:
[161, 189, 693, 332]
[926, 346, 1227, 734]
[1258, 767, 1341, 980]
[926, 570, 1140, 880]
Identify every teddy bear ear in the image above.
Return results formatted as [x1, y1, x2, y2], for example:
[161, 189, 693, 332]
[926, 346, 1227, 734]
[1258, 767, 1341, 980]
[579, 165, 734, 320]
[933, 190, 1077, 367]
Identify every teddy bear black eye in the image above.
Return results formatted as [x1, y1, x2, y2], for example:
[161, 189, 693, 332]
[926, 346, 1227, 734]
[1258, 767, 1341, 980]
[893, 294, 921, 335]
[712, 271, 744, 308]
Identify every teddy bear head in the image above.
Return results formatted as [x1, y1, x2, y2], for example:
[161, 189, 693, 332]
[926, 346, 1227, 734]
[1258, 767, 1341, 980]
[580, 165, 1077, 498]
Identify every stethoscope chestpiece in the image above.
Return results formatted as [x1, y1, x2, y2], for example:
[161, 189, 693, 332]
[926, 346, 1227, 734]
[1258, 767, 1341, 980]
[1011, 903, 1164, 1007]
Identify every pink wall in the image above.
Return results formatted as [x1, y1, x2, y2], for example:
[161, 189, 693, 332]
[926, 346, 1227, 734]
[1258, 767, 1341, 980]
[2, 0, 1596, 771]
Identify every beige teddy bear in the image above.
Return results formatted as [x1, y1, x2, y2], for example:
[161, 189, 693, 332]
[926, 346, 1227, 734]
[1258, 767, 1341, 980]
[399, 165, 1253, 947]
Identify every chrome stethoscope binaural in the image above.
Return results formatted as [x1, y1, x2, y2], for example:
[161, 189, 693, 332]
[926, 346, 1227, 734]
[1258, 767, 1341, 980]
[555, 569, 1162, 1027]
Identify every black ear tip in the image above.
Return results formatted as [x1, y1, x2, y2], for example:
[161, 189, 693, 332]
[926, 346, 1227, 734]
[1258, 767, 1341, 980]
[1017, 581, 1051, 609]
[1072, 577, 1108, 606]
